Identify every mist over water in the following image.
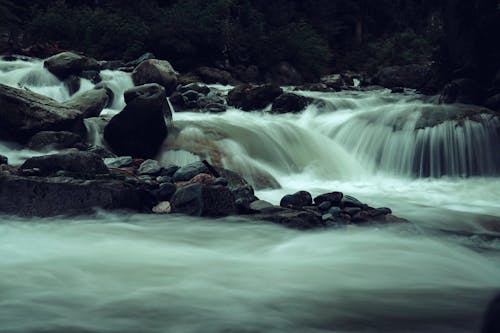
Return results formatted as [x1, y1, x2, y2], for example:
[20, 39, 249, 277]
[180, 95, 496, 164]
[1, 58, 500, 332]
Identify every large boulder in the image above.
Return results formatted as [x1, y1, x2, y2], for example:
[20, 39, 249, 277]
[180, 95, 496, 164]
[132, 59, 178, 94]
[0, 83, 83, 142]
[375, 63, 432, 89]
[227, 84, 283, 111]
[103, 84, 169, 159]
[170, 183, 236, 217]
[44, 52, 99, 79]
[20, 151, 109, 176]
[439, 78, 481, 104]
[0, 174, 146, 216]
[27, 131, 83, 151]
[270, 93, 312, 114]
[64, 87, 110, 118]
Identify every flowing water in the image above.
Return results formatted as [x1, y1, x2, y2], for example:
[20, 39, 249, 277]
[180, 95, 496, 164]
[1, 57, 500, 333]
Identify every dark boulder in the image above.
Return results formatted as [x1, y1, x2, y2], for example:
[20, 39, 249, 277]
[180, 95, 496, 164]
[0, 155, 7, 165]
[314, 192, 343, 207]
[340, 195, 366, 209]
[80, 70, 101, 84]
[27, 131, 83, 151]
[172, 161, 209, 182]
[20, 151, 109, 176]
[375, 63, 432, 89]
[132, 59, 178, 94]
[44, 52, 99, 80]
[321, 74, 346, 90]
[126, 52, 155, 68]
[156, 182, 177, 201]
[228, 84, 283, 111]
[103, 83, 169, 159]
[64, 75, 81, 96]
[0, 83, 83, 142]
[0, 174, 147, 216]
[171, 183, 236, 217]
[280, 191, 313, 208]
[270, 93, 312, 114]
[253, 207, 324, 230]
[196, 67, 234, 85]
[64, 87, 109, 118]
[439, 78, 481, 104]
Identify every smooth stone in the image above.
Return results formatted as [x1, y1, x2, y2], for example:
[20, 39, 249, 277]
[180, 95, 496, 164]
[280, 190, 313, 208]
[172, 161, 209, 182]
[161, 165, 180, 177]
[213, 177, 229, 187]
[138, 159, 162, 175]
[104, 156, 133, 168]
[156, 176, 173, 184]
[328, 206, 342, 217]
[344, 207, 362, 216]
[152, 201, 171, 214]
[314, 192, 343, 206]
[318, 201, 332, 212]
[157, 183, 177, 201]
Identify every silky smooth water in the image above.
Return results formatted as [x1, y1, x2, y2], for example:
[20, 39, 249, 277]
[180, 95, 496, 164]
[1, 58, 499, 333]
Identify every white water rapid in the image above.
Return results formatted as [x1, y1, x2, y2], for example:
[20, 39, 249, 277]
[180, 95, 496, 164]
[1, 57, 499, 333]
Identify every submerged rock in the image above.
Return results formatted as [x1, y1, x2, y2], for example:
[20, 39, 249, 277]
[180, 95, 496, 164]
[103, 83, 169, 159]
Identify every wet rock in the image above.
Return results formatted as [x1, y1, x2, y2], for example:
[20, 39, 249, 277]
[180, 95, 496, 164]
[280, 191, 313, 208]
[439, 78, 481, 104]
[0, 174, 147, 216]
[374, 63, 432, 89]
[328, 206, 342, 217]
[64, 75, 81, 96]
[343, 207, 362, 216]
[138, 159, 162, 175]
[44, 52, 99, 79]
[171, 183, 236, 217]
[228, 84, 283, 111]
[178, 83, 210, 95]
[20, 151, 108, 177]
[104, 156, 133, 168]
[249, 200, 274, 212]
[0, 83, 83, 142]
[196, 67, 234, 85]
[86, 146, 116, 159]
[103, 83, 169, 159]
[126, 52, 156, 68]
[321, 74, 345, 90]
[161, 165, 180, 177]
[156, 183, 177, 201]
[64, 87, 109, 119]
[213, 177, 228, 187]
[314, 192, 343, 207]
[172, 161, 209, 182]
[184, 173, 215, 186]
[156, 176, 173, 184]
[0, 155, 7, 165]
[253, 207, 324, 230]
[270, 93, 312, 114]
[80, 70, 101, 84]
[317, 201, 332, 212]
[340, 195, 366, 209]
[132, 59, 178, 94]
[27, 131, 83, 151]
[152, 201, 171, 214]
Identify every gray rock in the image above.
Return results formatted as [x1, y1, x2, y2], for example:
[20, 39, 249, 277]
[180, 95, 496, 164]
[0, 83, 83, 142]
[318, 201, 332, 212]
[104, 156, 133, 168]
[228, 84, 283, 111]
[44, 52, 99, 79]
[249, 200, 274, 212]
[0, 174, 146, 216]
[270, 93, 312, 114]
[196, 67, 234, 85]
[156, 182, 177, 201]
[20, 151, 109, 176]
[171, 183, 236, 217]
[172, 161, 209, 182]
[64, 87, 109, 118]
[314, 192, 343, 207]
[156, 176, 173, 184]
[27, 131, 82, 151]
[213, 177, 228, 186]
[340, 195, 365, 209]
[252, 207, 324, 230]
[138, 159, 162, 175]
[132, 59, 178, 94]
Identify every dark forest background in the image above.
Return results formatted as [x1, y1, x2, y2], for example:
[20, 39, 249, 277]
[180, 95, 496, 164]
[0, 0, 499, 82]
